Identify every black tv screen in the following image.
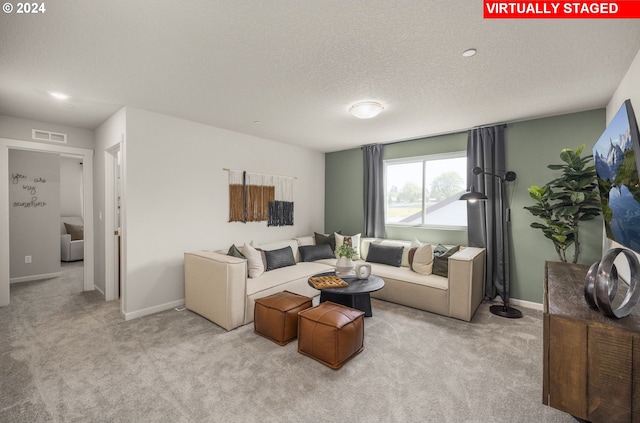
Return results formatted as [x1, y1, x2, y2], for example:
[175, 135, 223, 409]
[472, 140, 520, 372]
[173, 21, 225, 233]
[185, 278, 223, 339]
[593, 99, 640, 254]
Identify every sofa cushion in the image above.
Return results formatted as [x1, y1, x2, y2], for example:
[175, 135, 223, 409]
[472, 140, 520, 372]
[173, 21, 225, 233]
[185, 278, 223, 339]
[411, 243, 434, 276]
[366, 243, 403, 267]
[367, 263, 448, 290]
[61, 216, 83, 235]
[254, 239, 299, 260]
[359, 238, 378, 264]
[408, 248, 417, 265]
[312, 257, 340, 267]
[433, 245, 461, 277]
[227, 244, 246, 259]
[264, 246, 296, 271]
[299, 244, 335, 262]
[64, 223, 84, 241]
[315, 232, 338, 251]
[256, 248, 268, 269]
[246, 262, 334, 296]
[243, 243, 265, 278]
[380, 239, 421, 268]
[335, 232, 361, 260]
[294, 235, 316, 247]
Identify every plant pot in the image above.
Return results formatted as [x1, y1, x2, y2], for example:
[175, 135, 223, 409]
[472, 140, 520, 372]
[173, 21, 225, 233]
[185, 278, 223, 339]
[336, 256, 354, 276]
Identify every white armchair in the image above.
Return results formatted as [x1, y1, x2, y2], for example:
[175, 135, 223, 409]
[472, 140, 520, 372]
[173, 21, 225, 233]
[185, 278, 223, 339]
[61, 216, 84, 262]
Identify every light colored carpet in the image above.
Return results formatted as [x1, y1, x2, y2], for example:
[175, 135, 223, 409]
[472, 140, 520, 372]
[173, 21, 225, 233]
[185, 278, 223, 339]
[0, 261, 576, 423]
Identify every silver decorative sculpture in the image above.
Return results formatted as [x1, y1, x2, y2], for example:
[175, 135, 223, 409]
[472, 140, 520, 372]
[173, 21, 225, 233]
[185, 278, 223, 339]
[584, 248, 640, 318]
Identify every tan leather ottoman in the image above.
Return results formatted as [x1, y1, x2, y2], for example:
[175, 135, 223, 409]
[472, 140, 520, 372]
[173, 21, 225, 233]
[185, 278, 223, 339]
[297, 301, 365, 369]
[254, 291, 312, 345]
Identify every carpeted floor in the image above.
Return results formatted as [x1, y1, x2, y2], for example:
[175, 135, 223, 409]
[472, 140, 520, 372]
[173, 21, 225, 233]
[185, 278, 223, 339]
[0, 261, 576, 423]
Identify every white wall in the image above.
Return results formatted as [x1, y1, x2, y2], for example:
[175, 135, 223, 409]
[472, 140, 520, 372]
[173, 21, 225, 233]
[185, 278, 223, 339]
[60, 156, 83, 217]
[9, 150, 60, 280]
[607, 49, 640, 120]
[604, 48, 640, 271]
[122, 107, 325, 318]
[0, 115, 94, 149]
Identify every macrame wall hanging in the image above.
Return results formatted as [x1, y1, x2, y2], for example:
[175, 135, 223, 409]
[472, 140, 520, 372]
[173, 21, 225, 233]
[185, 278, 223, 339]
[226, 169, 294, 226]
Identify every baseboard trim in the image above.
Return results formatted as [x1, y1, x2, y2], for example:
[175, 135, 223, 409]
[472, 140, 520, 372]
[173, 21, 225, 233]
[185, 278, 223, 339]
[510, 298, 543, 311]
[121, 297, 543, 321]
[10, 272, 62, 284]
[94, 284, 105, 297]
[123, 299, 185, 321]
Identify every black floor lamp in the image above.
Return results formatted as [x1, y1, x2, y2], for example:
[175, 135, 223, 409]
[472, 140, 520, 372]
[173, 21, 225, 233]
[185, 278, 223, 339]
[460, 166, 523, 319]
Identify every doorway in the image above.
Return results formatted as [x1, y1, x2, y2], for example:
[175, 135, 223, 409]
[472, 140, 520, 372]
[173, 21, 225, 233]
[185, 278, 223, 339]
[0, 137, 94, 307]
[60, 153, 85, 295]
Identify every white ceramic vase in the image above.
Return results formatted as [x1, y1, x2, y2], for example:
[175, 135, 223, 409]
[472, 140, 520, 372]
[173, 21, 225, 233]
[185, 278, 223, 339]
[336, 256, 354, 275]
[355, 263, 372, 279]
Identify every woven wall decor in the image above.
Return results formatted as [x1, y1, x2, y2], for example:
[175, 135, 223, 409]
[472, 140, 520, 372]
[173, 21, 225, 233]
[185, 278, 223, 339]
[227, 169, 294, 226]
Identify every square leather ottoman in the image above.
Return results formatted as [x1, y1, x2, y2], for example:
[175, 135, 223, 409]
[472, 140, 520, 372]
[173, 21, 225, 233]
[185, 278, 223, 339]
[297, 301, 365, 369]
[254, 291, 312, 345]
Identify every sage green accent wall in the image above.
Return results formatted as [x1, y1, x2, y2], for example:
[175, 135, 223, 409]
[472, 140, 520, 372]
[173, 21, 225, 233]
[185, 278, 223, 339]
[325, 148, 363, 235]
[325, 109, 605, 304]
[507, 109, 604, 303]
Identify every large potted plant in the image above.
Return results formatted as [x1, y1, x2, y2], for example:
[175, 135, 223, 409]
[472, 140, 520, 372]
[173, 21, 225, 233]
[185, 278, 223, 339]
[524, 144, 601, 263]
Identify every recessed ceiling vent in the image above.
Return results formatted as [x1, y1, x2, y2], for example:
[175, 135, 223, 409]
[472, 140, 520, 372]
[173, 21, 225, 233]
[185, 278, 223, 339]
[32, 129, 67, 143]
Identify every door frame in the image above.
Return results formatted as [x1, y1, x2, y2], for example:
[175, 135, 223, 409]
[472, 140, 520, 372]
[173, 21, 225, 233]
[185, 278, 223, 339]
[0, 137, 94, 306]
[104, 144, 121, 302]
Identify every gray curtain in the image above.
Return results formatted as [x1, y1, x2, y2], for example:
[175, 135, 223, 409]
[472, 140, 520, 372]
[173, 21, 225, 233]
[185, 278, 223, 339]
[362, 144, 386, 238]
[466, 125, 509, 301]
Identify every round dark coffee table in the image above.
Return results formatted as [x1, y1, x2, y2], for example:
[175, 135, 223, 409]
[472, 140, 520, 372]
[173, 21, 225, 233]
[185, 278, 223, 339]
[308, 271, 385, 317]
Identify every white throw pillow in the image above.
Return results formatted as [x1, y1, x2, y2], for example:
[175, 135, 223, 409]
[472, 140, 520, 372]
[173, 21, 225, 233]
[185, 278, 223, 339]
[243, 242, 264, 278]
[334, 232, 361, 260]
[411, 243, 434, 275]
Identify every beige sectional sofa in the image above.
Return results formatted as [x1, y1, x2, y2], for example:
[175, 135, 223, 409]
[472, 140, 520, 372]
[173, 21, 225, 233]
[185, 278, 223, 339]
[184, 236, 486, 331]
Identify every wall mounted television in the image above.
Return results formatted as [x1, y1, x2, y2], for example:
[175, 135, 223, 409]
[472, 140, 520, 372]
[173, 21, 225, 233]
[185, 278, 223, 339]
[593, 99, 640, 254]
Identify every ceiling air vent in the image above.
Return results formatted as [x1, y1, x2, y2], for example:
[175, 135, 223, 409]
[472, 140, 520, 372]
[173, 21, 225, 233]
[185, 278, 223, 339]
[32, 129, 67, 143]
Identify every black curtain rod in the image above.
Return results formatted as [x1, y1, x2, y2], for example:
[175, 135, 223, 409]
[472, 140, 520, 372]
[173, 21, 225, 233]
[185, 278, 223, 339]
[472, 123, 507, 130]
[377, 123, 508, 148]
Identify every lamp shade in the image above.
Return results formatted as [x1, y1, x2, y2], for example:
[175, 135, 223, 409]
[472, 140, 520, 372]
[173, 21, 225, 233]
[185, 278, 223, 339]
[349, 101, 384, 119]
[459, 190, 488, 202]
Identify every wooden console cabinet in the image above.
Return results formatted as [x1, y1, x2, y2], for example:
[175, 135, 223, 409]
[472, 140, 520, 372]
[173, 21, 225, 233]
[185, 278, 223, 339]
[543, 261, 640, 423]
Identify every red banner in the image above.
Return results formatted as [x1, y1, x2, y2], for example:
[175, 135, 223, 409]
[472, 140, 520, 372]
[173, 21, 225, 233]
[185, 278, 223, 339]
[484, 1, 640, 18]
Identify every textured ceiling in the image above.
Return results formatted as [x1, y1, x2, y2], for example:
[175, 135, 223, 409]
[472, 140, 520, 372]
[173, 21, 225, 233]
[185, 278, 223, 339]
[1, 1, 640, 153]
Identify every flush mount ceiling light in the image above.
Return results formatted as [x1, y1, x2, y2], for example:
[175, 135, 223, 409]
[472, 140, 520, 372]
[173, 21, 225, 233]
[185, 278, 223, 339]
[462, 48, 477, 58]
[349, 101, 384, 119]
[48, 91, 70, 100]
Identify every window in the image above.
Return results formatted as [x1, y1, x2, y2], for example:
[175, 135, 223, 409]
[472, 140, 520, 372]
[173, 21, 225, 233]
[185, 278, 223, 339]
[384, 152, 467, 229]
